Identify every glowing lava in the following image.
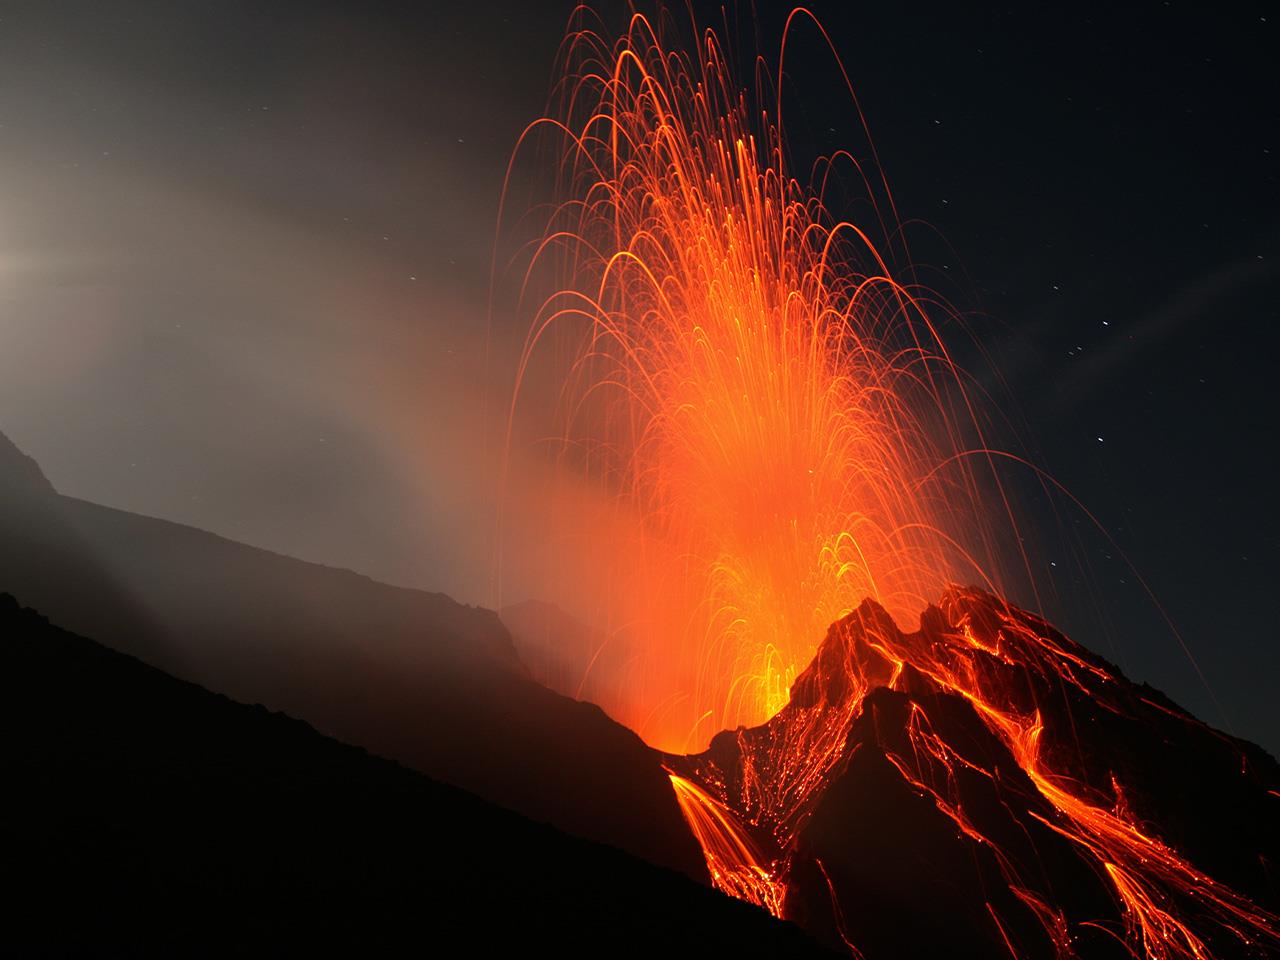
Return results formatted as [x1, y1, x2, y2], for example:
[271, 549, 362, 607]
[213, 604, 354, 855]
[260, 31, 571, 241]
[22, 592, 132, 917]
[668, 772, 785, 917]
[504, 7, 1010, 754]
[667, 589, 1280, 957]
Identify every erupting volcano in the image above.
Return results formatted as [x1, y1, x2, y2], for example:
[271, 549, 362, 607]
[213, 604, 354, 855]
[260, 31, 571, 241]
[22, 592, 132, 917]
[500, 6, 1280, 959]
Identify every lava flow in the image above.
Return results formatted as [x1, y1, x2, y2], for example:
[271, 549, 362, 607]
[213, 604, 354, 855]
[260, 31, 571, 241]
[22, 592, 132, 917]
[501, 6, 1280, 958]
[666, 588, 1280, 958]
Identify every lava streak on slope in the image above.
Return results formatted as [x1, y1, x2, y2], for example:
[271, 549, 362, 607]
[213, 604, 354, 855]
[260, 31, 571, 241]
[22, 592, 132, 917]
[667, 772, 785, 917]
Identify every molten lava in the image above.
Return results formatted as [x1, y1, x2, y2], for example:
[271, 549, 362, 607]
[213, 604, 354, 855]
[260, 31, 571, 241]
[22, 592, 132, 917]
[501, 6, 1280, 958]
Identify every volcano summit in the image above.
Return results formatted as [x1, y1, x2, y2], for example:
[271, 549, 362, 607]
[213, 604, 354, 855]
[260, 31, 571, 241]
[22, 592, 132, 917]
[666, 589, 1280, 958]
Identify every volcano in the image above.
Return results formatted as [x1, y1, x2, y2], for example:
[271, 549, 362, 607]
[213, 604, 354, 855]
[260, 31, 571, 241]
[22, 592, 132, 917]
[667, 589, 1280, 958]
[5, 436, 1278, 958]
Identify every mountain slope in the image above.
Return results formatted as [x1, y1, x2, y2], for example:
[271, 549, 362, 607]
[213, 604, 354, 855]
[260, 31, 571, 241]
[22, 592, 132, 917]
[0, 429, 704, 881]
[3, 594, 828, 956]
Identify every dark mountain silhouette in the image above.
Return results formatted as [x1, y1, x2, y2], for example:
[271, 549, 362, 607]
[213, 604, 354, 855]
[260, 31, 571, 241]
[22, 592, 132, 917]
[3, 594, 830, 957]
[0, 430, 704, 881]
[670, 589, 1280, 959]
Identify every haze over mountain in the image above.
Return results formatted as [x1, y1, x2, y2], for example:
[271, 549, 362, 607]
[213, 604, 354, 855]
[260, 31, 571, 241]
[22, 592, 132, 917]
[0, 428, 703, 880]
[500, 598, 637, 718]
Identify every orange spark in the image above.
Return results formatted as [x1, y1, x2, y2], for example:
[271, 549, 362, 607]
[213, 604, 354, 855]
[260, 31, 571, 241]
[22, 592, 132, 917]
[503, 6, 1006, 754]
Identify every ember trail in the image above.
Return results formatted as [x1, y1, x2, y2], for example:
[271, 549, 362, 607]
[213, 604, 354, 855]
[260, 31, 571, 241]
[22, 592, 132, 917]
[503, 7, 1280, 958]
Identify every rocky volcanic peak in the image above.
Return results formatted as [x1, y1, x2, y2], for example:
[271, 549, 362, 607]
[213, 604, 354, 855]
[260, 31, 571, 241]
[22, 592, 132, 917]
[788, 597, 904, 710]
[674, 587, 1280, 959]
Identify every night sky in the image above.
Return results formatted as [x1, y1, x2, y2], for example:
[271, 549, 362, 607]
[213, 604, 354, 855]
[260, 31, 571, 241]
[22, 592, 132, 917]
[1, 2, 1276, 752]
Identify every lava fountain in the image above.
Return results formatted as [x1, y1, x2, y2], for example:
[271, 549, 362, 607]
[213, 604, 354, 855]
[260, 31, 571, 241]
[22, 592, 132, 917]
[502, 6, 1015, 755]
